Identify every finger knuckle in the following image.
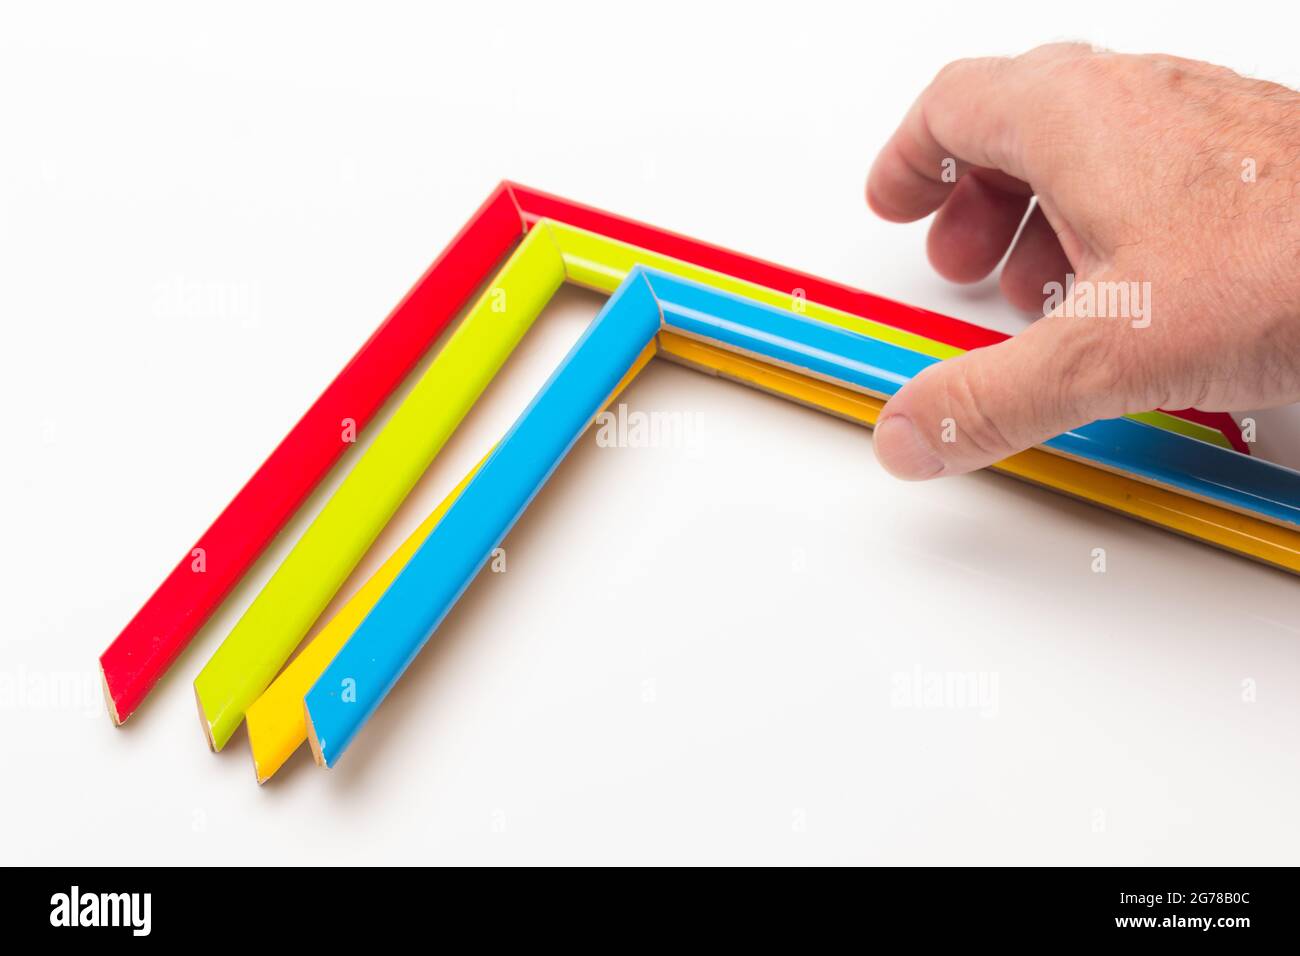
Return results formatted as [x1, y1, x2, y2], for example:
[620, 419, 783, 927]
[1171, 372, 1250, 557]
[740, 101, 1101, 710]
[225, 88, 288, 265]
[1052, 328, 1129, 421]
[932, 359, 1019, 461]
[1045, 319, 1163, 423]
[931, 56, 1006, 90]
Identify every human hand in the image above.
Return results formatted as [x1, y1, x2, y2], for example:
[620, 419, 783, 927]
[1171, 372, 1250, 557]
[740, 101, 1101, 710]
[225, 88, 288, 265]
[866, 43, 1300, 479]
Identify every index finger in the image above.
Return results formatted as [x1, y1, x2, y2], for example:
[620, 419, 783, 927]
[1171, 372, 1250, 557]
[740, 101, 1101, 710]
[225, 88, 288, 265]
[865, 47, 1085, 222]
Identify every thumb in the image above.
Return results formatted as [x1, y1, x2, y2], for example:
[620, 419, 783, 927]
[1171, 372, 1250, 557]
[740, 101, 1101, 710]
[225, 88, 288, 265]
[873, 299, 1149, 479]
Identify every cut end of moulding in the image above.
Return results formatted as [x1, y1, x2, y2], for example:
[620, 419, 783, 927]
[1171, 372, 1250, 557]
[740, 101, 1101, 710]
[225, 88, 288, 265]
[246, 718, 283, 785]
[194, 684, 218, 752]
[99, 661, 123, 726]
[252, 751, 269, 786]
[304, 707, 328, 768]
[245, 720, 268, 784]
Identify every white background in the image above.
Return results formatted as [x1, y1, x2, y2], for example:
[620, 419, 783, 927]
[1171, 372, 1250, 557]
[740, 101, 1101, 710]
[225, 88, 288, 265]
[2, 0, 1298, 865]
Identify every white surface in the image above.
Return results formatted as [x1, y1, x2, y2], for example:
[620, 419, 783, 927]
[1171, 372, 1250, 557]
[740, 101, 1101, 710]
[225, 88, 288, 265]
[2, 0, 1299, 865]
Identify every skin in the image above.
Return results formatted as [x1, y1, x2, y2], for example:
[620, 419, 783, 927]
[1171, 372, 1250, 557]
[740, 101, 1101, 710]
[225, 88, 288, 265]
[866, 43, 1300, 479]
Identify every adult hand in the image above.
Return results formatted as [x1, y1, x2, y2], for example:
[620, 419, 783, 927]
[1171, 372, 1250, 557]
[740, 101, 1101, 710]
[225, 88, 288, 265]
[866, 43, 1300, 479]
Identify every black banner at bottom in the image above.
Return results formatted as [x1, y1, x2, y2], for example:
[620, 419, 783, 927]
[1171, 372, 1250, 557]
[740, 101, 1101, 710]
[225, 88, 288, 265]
[1, 866, 1287, 943]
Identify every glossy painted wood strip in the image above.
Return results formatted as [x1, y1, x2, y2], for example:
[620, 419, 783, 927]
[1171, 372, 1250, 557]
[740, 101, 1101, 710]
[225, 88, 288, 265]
[247, 328, 659, 783]
[304, 272, 663, 768]
[194, 228, 566, 751]
[99, 184, 523, 725]
[657, 331, 1300, 574]
[646, 271, 1300, 530]
[243, 455, 488, 783]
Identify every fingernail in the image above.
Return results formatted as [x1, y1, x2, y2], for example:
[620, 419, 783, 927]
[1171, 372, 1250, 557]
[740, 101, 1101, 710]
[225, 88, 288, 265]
[874, 415, 945, 480]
